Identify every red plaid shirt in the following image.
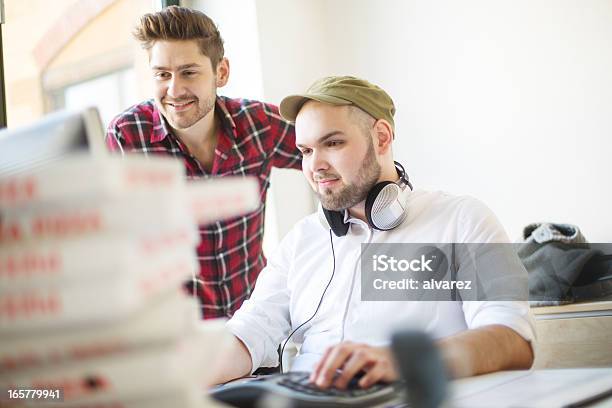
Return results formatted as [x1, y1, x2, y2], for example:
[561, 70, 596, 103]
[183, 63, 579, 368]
[106, 96, 301, 318]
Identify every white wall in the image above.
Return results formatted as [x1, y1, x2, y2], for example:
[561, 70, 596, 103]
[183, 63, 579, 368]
[191, 0, 612, 243]
[254, 0, 612, 242]
[187, 0, 264, 100]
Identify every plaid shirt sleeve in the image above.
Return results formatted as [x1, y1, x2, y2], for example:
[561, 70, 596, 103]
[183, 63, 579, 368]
[261, 103, 302, 170]
[105, 117, 125, 154]
[104, 103, 155, 155]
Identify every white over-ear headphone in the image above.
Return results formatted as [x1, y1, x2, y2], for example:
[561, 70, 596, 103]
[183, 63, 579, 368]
[319, 161, 412, 237]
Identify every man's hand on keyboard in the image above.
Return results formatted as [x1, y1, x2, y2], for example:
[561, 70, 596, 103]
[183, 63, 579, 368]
[309, 341, 400, 390]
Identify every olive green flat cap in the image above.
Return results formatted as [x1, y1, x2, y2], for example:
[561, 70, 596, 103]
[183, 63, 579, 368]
[279, 75, 396, 131]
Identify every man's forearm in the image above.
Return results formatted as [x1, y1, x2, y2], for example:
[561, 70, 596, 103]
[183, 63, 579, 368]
[437, 324, 534, 378]
[211, 336, 254, 384]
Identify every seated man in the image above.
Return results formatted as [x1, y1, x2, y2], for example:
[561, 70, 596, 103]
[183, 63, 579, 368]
[213, 76, 535, 389]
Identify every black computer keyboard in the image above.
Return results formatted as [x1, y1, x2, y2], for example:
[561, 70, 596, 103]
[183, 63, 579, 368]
[210, 371, 403, 408]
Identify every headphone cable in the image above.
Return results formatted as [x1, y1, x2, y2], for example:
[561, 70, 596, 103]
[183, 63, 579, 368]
[279, 228, 337, 374]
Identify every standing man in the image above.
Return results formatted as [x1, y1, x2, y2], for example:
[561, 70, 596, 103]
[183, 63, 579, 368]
[106, 6, 301, 318]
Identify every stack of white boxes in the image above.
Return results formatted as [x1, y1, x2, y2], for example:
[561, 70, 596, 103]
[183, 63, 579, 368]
[0, 154, 258, 407]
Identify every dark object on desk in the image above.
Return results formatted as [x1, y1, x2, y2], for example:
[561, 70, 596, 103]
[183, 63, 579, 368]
[209, 371, 402, 408]
[391, 330, 448, 408]
[252, 365, 280, 375]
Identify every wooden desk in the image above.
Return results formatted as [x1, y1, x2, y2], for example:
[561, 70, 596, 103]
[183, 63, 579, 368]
[531, 299, 612, 368]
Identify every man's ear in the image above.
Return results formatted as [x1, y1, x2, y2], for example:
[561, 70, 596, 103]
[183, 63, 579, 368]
[216, 58, 230, 87]
[373, 119, 394, 154]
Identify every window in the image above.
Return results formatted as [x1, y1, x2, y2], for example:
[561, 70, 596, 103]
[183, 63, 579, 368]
[48, 68, 136, 128]
[1, 0, 150, 128]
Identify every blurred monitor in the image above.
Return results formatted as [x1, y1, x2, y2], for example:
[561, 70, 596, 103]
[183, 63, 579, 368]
[0, 107, 107, 176]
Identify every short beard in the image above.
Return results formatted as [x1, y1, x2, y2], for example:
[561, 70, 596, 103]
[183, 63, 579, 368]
[318, 140, 381, 211]
[170, 94, 215, 129]
[163, 80, 217, 130]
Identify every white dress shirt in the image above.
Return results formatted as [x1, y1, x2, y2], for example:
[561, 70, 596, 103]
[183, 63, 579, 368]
[227, 189, 536, 373]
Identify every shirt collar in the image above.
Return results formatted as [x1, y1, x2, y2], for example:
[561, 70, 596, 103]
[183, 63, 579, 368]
[149, 96, 237, 144]
[216, 96, 237, 134]
[150, 101, 171, 144]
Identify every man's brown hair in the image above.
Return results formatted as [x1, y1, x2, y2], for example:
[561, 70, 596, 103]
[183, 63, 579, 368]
[133, 6, 224, 68]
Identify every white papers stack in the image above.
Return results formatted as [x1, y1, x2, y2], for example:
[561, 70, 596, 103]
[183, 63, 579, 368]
[0, 154, 259, 407]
